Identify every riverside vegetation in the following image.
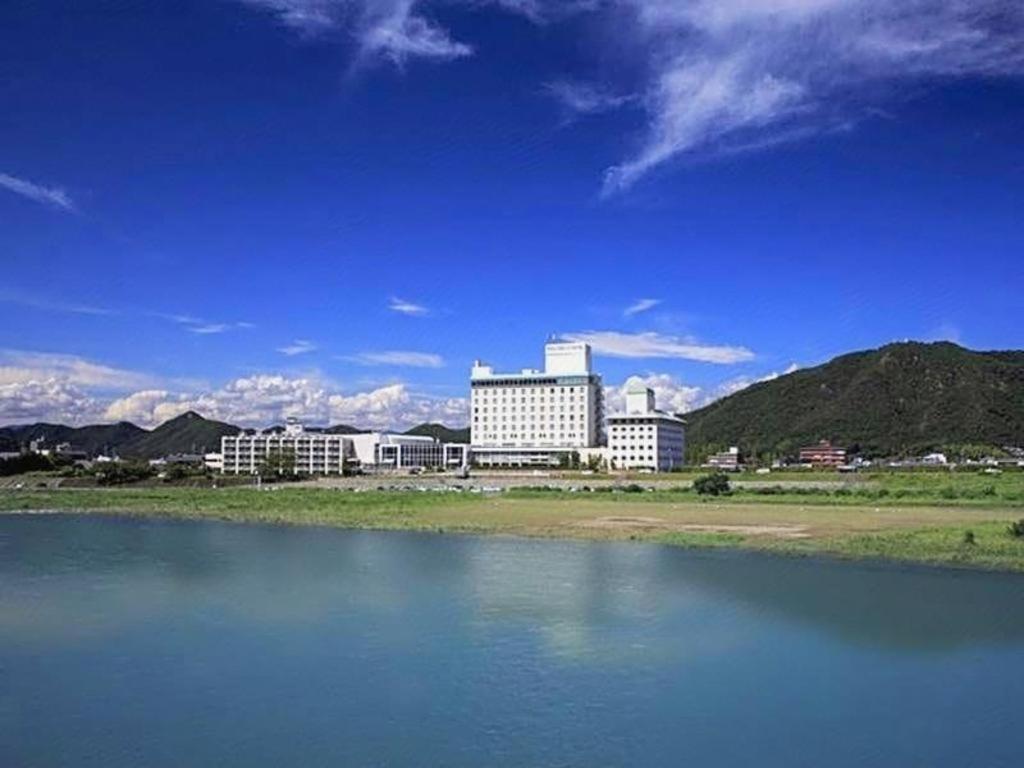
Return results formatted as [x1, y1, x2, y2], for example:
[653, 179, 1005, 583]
[3, 469, 1024, 571]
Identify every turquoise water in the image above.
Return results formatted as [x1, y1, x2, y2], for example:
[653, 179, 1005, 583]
[2, 514, 1023, 767]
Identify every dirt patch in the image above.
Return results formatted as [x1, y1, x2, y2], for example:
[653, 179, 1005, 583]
[578, 516, 811, 539]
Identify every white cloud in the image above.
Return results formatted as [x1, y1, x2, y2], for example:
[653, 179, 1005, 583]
[0, 346, 466, 430]
[0, 350, 160, 391]
[188, 324, 231, 335]
[388, 296, 430, 316]
[277, 339, 318, 356]
[545, 79, 636, 116]
[361, 2, 473, 63]
[601, 0, 1024, 191]
[0, 378, 101, 425]
[344, 350, 445, 368]
[606, 373, 703, 414]
[0, 172, 76, 212]
[102, 390, 188, 425]
[601, 362, 802, 420]
[707, 362, 801, 401]
[238, 0, 472, 63]
[565, 330, 754, 364]
[102, 375, 468, 429]
[157, 313, 255, 335]
[0, 289, 114, 316]
[623, 298, 661, 317]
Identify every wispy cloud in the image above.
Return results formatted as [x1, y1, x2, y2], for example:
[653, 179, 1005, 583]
[343, 350, 445, 368]
[710, 363, 801, 401]
[564, 330, 754, 364]
[154, 313, 254, 335]
[623, 298, 661, 317]
[0, 349, 160, 391]
[545, 79, 637, 117]
[277, 339, 318, 356]
[601, 0, 1024, 193]
[238, 0, 472, 64]
[0, 172, 76, 212]
[187, 323, 231, 335]
[388, 296, 430, 316]
[0, 289, 115, 317]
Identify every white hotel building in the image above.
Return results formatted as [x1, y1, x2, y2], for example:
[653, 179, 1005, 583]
[606, 386, 686, 472]
[470, 340, 605, 467]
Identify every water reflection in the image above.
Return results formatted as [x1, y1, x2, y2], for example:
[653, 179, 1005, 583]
[2, 514, 1024, 655]
[3, 514, 1024, 768]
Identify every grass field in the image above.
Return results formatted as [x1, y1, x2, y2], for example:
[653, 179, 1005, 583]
[3, 483, 1024, 572]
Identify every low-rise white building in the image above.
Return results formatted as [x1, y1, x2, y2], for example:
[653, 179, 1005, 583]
[221, 419, 351, 475]
[348, 432, 469, 471]
[220, 418, 469, 475]
[606, 386, 686, 472]
[705, 446, 742, 472]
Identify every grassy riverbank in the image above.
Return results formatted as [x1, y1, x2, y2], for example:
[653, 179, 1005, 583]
[3, 485, 1024, 571]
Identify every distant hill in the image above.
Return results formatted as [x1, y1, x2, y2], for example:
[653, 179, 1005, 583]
[0, 421, 147, 456]
[0, 412, 471, 459]
[685, 341, 1024, 460]
[405, 423, 470, 443]
[117, 411, 239, 459]
[324, 424, 366, 434]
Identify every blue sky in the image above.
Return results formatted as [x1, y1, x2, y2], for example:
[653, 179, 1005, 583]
[1, 0, 1022, 428]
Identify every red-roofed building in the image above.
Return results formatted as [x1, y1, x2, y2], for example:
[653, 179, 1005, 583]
[799, 440, 847, 467]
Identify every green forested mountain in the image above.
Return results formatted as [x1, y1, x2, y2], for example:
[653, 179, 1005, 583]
[0, 421, 146, 456]
[404, 423, 471, 443]
[684, 342, 1024, 460]
[117, 411, 239, 458]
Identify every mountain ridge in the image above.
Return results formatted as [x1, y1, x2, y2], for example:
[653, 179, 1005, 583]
[684, 341, 1024, 460]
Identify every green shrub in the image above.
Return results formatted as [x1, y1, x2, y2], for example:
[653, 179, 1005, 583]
[963, 530, 976, 546]
[1008, 520, 1024, 539]
[693, 473, 731, 496]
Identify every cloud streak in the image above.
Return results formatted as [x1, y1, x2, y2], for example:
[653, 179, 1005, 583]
[0, 172, 76, 212]
[388, 296, 430, 316]
[0, 290, 114, 317]
[277, 339, 318, 356]
[601, 0, 1024, 192]
[238, 0, 472, 64]
[0, 349, 161, 391]
[343, 350, 445, 368]
[623, 298, 661, 317]
[565, 330, 754, 364]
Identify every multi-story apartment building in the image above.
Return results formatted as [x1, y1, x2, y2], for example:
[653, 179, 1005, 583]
[470, 340, 605, 466]
[607, 386, 686, 471]
[220, 418, 351, 475]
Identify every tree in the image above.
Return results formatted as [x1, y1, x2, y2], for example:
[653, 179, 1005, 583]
[693, 472, 731, 496]
[258, 447, 297, 480]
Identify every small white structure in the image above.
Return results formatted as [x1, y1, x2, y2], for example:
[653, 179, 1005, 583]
[705, 446, 742, 472]
[606, 386, 686, 472]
